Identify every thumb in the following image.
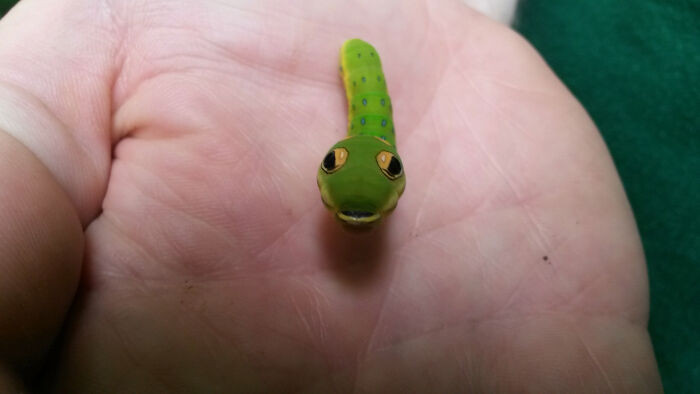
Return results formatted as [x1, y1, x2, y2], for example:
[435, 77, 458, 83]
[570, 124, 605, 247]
[0, 0, 117, 380]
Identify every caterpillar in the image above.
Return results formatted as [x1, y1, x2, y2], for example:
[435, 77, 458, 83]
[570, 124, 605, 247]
[317, 39, 406, 229]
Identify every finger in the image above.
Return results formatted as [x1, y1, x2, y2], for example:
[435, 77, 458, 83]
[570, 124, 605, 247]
[0, 130, 82, 376]
[0, 0, 121, 379]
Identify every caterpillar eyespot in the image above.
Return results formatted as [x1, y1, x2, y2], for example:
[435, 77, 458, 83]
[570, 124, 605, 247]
[321, 147, 348, 174]
[376, 151, 403, 180]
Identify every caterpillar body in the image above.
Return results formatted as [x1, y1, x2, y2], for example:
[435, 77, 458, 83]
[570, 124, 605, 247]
[317, 39, 406, 229]
[341, 39, 395, 145]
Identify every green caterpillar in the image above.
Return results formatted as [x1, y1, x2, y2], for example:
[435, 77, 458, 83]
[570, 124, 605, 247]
[317, 39, 406, 229]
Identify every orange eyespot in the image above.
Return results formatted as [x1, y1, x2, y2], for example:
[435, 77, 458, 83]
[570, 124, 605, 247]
[321, 147, 349, 173]
[376, 151, 403, 180]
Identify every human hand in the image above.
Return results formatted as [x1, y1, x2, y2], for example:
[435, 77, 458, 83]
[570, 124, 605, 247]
[0, 0, 661, 391]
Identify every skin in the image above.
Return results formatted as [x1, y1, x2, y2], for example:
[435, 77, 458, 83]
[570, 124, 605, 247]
[0, 0, 662, 392]
[318, 39, 406, 228]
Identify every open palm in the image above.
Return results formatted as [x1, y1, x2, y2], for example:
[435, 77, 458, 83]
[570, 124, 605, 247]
[0, 0, 661, 392]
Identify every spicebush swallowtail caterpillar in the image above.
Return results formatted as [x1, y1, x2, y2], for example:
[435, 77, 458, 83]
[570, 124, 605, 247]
[317, 39, 406, 229]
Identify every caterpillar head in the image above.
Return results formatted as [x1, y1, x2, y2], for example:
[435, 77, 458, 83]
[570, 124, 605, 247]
[317, 135, 406, 230]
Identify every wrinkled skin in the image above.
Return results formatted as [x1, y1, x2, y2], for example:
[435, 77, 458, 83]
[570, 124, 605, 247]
[0, 0, 662, 392]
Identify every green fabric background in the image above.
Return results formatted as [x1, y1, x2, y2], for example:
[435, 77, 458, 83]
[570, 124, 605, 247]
[0, 0, 697, 392]
[515, 1, 699, 393]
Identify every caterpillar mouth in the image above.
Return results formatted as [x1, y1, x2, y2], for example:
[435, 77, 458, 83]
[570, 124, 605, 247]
[336, 210, 381, 226]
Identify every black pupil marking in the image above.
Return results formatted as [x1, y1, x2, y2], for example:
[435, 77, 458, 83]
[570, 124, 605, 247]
[341, 210, 374, 218]
[388, 157, 402, 176]
[323, 151, 336, 171]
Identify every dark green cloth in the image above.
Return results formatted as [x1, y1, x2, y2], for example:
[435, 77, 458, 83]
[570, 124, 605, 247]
[515, 1, 699, 392]
[0, 1, 12, 16]
[0, 0, 13, 16]
[1, 0, 698, 392]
